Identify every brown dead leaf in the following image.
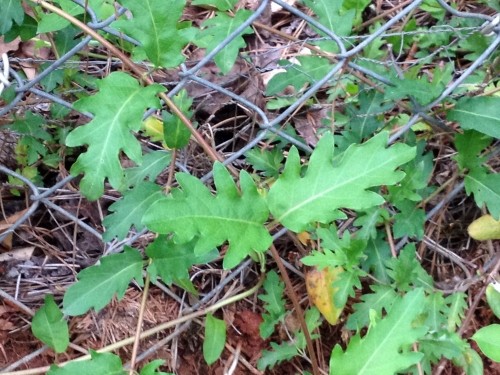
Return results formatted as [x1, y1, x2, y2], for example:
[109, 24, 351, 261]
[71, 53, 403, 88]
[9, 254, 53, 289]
[0, 208, 29, 252]
[293, 106, 329, 146]
[0, 37, 21, 56]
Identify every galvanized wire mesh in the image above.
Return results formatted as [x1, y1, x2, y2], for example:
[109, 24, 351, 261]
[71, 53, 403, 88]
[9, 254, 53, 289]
[0, 0, 499, 299]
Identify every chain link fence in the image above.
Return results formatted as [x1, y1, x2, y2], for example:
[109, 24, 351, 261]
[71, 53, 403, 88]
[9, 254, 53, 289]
[0, 0, 499, 371]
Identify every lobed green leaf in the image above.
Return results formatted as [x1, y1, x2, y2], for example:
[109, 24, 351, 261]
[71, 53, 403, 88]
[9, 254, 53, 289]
[268, 131, 416, 232]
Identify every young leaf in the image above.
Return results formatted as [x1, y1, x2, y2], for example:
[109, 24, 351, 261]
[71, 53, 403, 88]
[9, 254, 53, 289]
[140, 360, 173, 375]
[257, 341, 299, 371]
[453, 347, 483, 375]
[162, 90, 193, 149]
[122, 151, 172, 189]
[112, 0, 196, 68]
[363, 235, 391, 283]
[486, 283, 500, 319]
[63, 247, 144, 316]
[203, 314, 227, 365]
[386, 76, 443, 106]
[32, 295, 69, 354]
[47, 351, 126, 375]
[66, 72, 164, 200]
[448, 97, 500, 139]
[471, 324, 500, 362]
[194, 10, 254, 74]
[345, 91, 392, 141]
[385, 244, 433, 292]
[103, 182, 164, 241]
[392, 200, 426, 239]
[268, 131, 416, 232]
[146, 235, 218, 293]
[346, 284, 398, 330]
[245, 147, 284, 178]
[259, 270, 286, 339]
[143, 163, 272, 269]
[329, 288, 427, 375]
[0, 0, 24, 34]
[464, 170, 500, 220]
[302, 0, 355, 51]
[454, 130, 492, 172]
[445, 292, 467, 332]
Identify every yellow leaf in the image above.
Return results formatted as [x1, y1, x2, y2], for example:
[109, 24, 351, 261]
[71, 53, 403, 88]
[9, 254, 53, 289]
[467, 214, 500, 241]
[305, 266, 344, 325]
[142, 116, 164, 142]
[297, 231, 311, 245]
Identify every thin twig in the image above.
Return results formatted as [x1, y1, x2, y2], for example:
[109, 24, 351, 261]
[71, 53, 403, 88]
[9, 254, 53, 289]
[128, 270, 151, 375]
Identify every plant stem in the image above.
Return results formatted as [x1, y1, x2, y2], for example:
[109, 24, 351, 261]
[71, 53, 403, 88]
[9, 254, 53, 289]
[269, 244, 321, 375]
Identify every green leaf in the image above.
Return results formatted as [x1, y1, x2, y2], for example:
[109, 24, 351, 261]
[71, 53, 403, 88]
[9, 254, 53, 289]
[257, 341, 299, 371]
[63, 247, 144, 316]
[245, 148, 284, 178]
[454, 347, 483, 375]
[31, 295, 69, 354]
[146, 235, 218, 293]
[471, 324, 500, 362]
[486, 283, 500, 319]
[448, 97, 500, 139]
[386, 244, 433, 292]
[103, 182, 163, 241]
[140, 360, 173, 375]
[192, 0, 238, 11]
[342, 0, 371, 25]
[386, 76, 443, 106]
[259, 270, 286, 339]
[203, 314, 226, 365]
[266, 56, 331, 96]
[37, 0, 83, 33]
[454, 130, 492, 172]
[445, 292, 467, 333]
[345, 91, 391, 142]
[143, 163, 272, 269]
[112, 0, 195, 68]
[122, 151, 172, 189]
[0, 0, 24, 34]
[268, 131, 416, 232]
[465, 170, 500, 220]
[354, 207, 389, 240]
[47, 351, 126, 375]
[346, 285, 398, 330]
[66, 72, 164, 200]
[302, 0, 355, 51]
[194, 10, 254, 74]
[363, 235, 391, 283]
[329, 288, 427, 375]
[387, 144, 434, 203]
[392, 200, 426, 239]
[163, 90, 193, 149]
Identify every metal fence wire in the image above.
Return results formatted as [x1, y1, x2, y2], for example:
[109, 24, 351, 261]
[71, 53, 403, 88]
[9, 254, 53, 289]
[0, 0, 499, 326]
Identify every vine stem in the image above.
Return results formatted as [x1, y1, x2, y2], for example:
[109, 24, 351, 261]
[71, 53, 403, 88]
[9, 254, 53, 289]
[269, 244, 320, 375]
[2, 273, 266, 375]
[30, 0, 239, 178]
